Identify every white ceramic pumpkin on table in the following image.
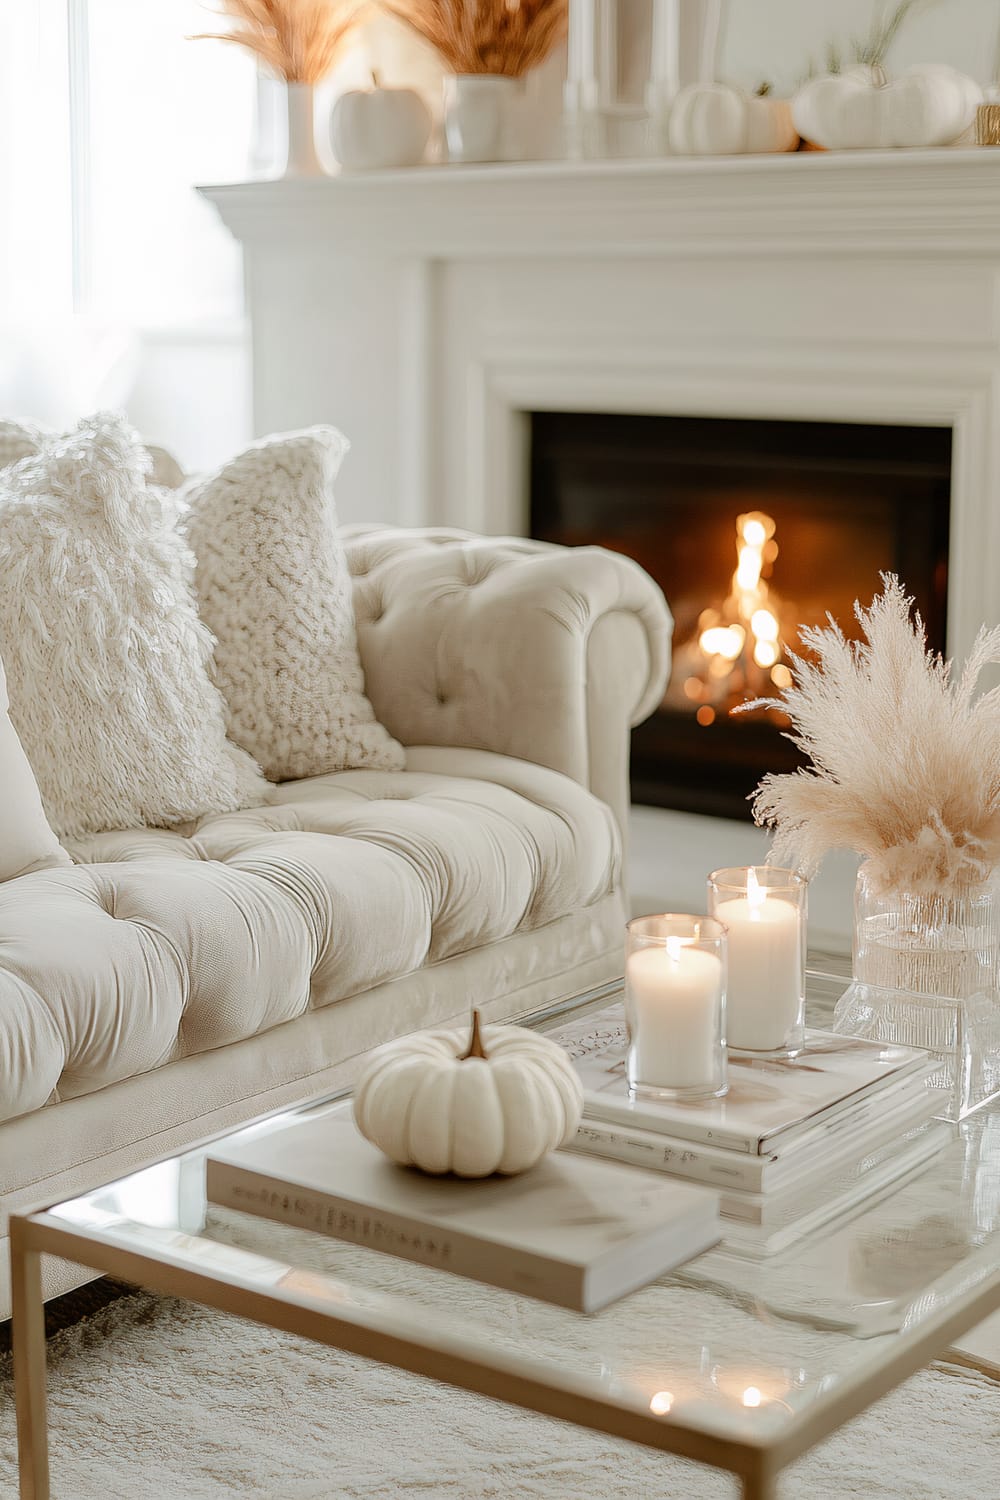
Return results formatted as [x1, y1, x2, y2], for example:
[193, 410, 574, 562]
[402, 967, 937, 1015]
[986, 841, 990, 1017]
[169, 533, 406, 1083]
[353, 1010, 584, 1177]
[792, 64, 981, 150]
[330, 72, 432, 171]
[667, 82, 799, 156]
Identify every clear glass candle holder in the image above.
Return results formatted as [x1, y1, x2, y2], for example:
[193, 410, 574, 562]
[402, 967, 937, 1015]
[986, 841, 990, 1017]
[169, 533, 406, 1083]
[707, 867, 806, 1057]
[625, 914, 728, 1102]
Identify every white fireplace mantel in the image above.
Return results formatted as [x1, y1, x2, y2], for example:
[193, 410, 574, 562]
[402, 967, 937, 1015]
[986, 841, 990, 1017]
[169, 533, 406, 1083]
[205, 149, 1000, 258]
[202, 148, 1000, 667]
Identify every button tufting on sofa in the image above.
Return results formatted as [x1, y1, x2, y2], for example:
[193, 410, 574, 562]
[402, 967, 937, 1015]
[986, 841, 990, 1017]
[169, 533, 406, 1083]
[0, 748, 620, 1130]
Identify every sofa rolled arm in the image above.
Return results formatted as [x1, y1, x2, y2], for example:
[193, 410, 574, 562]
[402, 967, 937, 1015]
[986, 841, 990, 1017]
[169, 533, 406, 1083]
[341, 526, 672, 840]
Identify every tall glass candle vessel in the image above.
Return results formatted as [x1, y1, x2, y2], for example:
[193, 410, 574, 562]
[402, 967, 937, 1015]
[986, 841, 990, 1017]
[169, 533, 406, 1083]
[625, 914, 727, 1101]
[707, 867, 806, 1056]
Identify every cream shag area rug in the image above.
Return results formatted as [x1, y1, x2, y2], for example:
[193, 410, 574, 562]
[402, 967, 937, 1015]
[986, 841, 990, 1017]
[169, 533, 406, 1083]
[1, 1289, 999, 1500]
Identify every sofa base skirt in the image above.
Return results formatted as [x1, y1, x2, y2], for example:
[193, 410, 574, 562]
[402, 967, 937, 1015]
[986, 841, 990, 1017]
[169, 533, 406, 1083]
[0, 893, 625, 1316]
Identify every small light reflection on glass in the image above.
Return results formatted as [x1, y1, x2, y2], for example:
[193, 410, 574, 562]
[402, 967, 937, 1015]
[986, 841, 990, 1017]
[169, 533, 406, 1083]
[649, 1390, 674, 1415]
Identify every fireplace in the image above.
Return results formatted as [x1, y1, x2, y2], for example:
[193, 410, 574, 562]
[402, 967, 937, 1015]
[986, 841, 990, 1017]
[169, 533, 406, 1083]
[530, 413, 951, 820]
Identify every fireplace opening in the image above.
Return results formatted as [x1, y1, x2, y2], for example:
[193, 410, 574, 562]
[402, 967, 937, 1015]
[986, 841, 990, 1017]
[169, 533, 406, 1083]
[529, 413, 951, 821]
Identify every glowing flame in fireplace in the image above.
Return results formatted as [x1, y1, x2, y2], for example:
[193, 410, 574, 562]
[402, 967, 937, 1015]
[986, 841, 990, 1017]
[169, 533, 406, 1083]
[700, 625, 744, 660]
[668, 510, 792, 720]
[698, 512, 784, 676]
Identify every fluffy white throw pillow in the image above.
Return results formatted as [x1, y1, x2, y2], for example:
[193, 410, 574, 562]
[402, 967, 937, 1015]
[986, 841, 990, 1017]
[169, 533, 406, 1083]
[0, 654, 70, 880]
[0, 416, 183, 489]
[183, 427, 404, 781]
[0, 413, 267, 838]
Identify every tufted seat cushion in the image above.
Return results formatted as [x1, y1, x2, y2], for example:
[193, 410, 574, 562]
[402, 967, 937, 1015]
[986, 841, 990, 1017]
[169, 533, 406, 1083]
[0, 747, 619, 1127]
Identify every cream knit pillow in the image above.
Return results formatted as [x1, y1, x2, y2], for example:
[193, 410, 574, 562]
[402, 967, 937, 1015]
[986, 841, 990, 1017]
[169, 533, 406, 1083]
[183, 427, 404, 781]
[0, 654, 70, 880]
[0, 413, 267, 838]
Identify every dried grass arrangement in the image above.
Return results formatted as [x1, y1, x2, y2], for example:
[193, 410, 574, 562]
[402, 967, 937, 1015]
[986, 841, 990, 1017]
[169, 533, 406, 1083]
[194, 0, 367, 83]
[743, 575, 1000, 897]
[381, 0, 567, 78]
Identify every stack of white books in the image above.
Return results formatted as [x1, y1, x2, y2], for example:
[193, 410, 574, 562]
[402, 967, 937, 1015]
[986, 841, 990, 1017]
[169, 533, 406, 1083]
[553, 1002, 948, 1258]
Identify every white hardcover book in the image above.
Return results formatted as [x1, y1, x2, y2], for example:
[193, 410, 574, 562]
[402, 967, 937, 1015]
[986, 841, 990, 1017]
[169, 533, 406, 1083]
[553, 1004, 932, 1155]
[206, 1107, 721, 1313]
[569, 1083, 939, 1193]
[719, 1121, 951, 1256]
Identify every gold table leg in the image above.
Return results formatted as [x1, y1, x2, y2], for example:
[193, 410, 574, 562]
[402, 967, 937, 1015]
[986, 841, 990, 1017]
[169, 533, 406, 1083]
[11, 1221, 50, 1500]
[741, 1469, 778, 1500]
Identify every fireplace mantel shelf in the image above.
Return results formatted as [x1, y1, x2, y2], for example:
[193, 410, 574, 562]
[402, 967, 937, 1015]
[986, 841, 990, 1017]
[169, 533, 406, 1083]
[202, 148, 1000, 258]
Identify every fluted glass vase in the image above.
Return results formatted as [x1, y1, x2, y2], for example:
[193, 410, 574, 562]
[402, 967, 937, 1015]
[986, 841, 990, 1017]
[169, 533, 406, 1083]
[833, 864, 1000, 1120]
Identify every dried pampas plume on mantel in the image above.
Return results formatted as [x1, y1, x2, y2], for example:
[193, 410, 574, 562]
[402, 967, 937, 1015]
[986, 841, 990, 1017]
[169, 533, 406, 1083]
[741, 574, 1000, 897]
[381, 0, 567, 78]
[194, 0, 367, 83]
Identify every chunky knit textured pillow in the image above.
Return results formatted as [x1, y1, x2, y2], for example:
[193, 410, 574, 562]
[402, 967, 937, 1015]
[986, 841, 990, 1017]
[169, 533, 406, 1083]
[0, 654, 70, 879]
[183, 427, 404, 781]
[0, 413, 267, 838]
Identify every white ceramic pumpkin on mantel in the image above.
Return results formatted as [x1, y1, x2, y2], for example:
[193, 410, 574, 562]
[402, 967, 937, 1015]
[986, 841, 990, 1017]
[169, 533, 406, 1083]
[792, 64, 982, 151]
[330, 71, 432, 172]
[668, 82, 799, 156]
[353, 1010, 584, 1177]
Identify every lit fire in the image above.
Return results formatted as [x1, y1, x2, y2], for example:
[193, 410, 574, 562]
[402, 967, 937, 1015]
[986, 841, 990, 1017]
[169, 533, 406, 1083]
[699, 512, 785, 674]
[666, 510, 793, 723]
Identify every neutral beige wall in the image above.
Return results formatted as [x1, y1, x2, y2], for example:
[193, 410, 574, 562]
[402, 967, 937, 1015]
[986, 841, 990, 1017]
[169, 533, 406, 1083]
[617, 0, 999, 102]
[720, 0, 999, 94]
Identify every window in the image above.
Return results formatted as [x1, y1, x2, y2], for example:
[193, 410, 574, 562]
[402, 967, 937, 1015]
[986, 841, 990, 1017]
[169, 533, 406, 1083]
[2, 0, 256, 328]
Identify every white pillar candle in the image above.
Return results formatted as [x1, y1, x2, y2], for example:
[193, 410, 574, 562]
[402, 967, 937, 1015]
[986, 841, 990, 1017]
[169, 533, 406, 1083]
[627, 938, 722, 1090]
[713, 872, 802, 1051]
[649, 0, 681, 99]
[566, 0, 597, 90]
[697, 0, 725, 85]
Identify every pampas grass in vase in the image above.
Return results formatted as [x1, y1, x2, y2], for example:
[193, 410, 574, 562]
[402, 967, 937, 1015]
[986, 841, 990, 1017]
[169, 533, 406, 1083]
[195, 0, 369, 175]
[380, 0, 568, 161]
[743, 574, 1000, 1118]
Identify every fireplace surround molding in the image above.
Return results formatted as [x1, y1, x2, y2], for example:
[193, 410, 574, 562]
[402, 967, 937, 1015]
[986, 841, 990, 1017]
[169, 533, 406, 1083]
[203, 148, 1000, 667]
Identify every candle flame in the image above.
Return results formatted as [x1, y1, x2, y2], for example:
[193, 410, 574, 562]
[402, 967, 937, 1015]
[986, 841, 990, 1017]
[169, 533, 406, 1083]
[665, 936, 683, 964]
[742, 1386, 763, 1408]
[649, 1390, 674, 1415]
[747, 867, 767, 915]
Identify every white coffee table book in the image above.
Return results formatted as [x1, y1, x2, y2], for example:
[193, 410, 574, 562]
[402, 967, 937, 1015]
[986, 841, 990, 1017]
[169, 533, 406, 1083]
[562, 1006, 933, 1154]
[571, 1084, 940, 1194]
[205, 1105, 722, 1313]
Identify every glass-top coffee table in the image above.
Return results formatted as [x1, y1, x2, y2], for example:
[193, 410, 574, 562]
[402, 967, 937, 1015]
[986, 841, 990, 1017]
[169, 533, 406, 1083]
[12, 968, 1000, 1500]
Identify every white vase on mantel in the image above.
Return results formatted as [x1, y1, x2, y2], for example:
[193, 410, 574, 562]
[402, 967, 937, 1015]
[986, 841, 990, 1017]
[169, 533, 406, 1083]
[444, 75, 521, 163]
[284, 81, 325, 177]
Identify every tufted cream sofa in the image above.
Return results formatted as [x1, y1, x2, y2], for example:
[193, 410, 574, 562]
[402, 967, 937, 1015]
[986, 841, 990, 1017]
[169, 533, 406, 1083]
[0, 525, 671, 1314]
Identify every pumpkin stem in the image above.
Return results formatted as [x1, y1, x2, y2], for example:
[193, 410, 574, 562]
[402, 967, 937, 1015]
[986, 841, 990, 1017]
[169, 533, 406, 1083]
[461, 1009, 489, 1060]
[755, 81, 772, 97]
[371, 68, 380, 89]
